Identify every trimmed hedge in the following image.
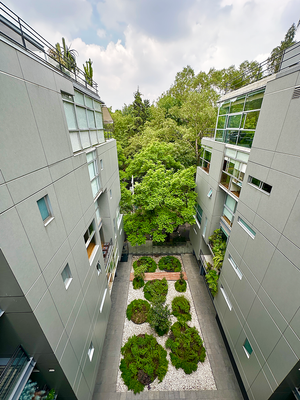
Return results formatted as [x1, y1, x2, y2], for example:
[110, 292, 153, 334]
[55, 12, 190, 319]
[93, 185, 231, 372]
[166, 322, 206, 374]
[175, 279, 187, 292]
[126, 299, 150, 324]
[158, 256, 181, 272]
[133, 256, 157, 273]
[133, 276, 144, 289]
[120, 334, 168, 394]
[172, 296, 191, 322]
[143, 278, 168, 303]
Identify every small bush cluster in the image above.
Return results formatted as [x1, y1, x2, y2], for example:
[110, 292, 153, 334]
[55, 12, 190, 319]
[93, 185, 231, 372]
[166, 322, 206, 374]
[133, 276, 144, 289]
[133, 256, 157, 273]
[175, 271, 187, 292]
[148, 302, 171, 336]
[172, 296, 191, 322]
[120, 334, 168, 394]
[158, 256, 182, 272]
[126, 299, 150, 324]
[143, 278, 168, 303]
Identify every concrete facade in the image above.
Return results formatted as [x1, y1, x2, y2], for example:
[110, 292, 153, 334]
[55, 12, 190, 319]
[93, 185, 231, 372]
[0, 21, 124, 400]
[191, 53, 300, 400]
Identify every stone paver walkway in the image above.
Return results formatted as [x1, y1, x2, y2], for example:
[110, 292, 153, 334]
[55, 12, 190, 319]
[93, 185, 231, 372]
[92, 254, 243, 400]
[129, 271, 187, 281]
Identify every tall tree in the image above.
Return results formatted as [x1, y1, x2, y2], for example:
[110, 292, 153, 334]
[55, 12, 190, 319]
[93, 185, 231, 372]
[124, 166, 197, 245]
[268, 22, 298, 73]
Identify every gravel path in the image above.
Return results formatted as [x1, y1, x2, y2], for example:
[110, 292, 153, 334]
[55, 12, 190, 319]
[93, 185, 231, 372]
[116, 255, 217, 392]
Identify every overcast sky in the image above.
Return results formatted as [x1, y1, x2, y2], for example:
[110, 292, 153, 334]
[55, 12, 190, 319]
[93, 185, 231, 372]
[4, 0, 300, 110]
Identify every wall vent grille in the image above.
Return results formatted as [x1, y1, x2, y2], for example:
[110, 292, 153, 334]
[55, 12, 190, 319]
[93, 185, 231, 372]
[292, 86, 300, 99]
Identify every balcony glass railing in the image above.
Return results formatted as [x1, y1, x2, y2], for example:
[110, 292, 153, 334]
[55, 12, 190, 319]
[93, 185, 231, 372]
[0, 346, 30, 400]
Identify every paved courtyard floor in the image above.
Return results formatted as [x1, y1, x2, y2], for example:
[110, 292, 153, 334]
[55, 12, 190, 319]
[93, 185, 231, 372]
[92, 254, 243, 400]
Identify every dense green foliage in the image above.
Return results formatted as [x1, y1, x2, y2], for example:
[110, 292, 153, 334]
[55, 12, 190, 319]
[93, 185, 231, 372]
[158, 256, 182, 272]
[143, 278, 168, 303]
[148, 303, 171, 336]
[133, 256, 157, 273]
[175, 271, 187, 292]
[172, 296, 191, 322]
[126, 299, 150, 324]
[165, 322, 206, 374]
[133, 276, 145, 289]
[209, 229, 227, 270]
[120, 333, 168, 393]
[205, 269, 219, 297]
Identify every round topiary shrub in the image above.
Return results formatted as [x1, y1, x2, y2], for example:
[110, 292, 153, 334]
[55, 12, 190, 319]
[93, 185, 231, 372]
[158, 256, 181, 272]
[143, 278, 168, 303]
[133, 256, 157, 273]
[148, 302, 171, 336]
[132, 276, 144, 289]
[126, 299, 150, 324]
[175, 271, 187, 292]
[120, 333, 168, 394]
[166, 322, 206, 374]
[172, 296, 191, 322]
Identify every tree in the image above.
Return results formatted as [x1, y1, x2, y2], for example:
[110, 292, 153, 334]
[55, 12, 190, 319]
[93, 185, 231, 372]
[131, 89, 151, 133]
[268, 23, 298, 74]
[123, 166, 197, 245]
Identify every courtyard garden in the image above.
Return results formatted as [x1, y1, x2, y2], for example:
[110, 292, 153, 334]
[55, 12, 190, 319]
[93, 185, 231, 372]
[117, 255, 217, 393]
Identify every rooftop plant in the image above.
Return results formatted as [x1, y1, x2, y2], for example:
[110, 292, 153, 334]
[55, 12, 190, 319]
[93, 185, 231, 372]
[133, 256, 157, 272]
[148, 302, 171, 336]
[158, 256, 181, 272]
[171, 296, 191, 322]
[175, 271, 187, 292]
[126, 299, 150, 324]
[143, 278, 168, 303]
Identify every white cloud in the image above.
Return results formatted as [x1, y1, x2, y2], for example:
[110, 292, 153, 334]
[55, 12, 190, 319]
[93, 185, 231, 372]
[4, 0, 300, 110]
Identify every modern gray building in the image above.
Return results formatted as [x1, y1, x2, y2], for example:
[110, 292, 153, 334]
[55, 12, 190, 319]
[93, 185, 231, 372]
[190, 44, 300, 400]
[0, 4, 124, 400]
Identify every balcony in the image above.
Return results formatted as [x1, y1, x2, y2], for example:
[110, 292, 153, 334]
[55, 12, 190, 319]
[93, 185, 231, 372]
[103, 239, 113, 269]
[0, 4, 98, 93]
[220, 172, 241, 198]
[0, 346, 35, 400]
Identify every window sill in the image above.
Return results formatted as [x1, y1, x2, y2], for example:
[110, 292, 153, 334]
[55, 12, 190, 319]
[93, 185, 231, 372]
[44, 216, 55, 227]
[89, 245, 99, 265]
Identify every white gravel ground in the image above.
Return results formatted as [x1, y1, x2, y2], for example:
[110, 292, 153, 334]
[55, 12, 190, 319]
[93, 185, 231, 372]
[116, 255, 217, 392]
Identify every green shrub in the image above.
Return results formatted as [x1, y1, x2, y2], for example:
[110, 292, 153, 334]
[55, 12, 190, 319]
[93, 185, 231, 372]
[172, 296, 191, 322]
[148, 303, 171, 336]
[127, 299, 150, 324]
[133, 256, 157, 273]
[133, 276, 144, 289]
[175, 271, 187, 292]
[158, 256, 182, 272]
[205, 269, 219, 297]
[143, 278, 168, 303]
[165, 322, 206, 374]
[120, 333, 168, 394]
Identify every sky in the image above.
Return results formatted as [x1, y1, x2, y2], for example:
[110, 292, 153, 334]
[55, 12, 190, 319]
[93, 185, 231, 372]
[3, 0, 300, 111]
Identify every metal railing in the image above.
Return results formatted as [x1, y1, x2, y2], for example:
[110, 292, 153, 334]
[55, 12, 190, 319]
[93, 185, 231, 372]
[224, 41, 300, 93]
[0, 2, 98, 94]
[0, 345, 30, 400]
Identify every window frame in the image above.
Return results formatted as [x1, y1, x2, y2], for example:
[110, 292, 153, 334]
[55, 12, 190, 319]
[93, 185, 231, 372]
[248, 175, 272, 194]
[228, 255, 242, 280]
[237, 217, 256, 239]
[61, 263, 73, 290]
[37, 195, 54, 226]
[220, 284, 232, 310]
[88, 342, 94, 361]
[243, 338, 253, 358]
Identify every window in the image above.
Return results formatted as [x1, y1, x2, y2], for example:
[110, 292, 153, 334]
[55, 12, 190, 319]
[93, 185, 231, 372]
[199, 148, 212, 173]
[202, 217, 208, 238]
[84, 221, 97, 260]
[207, 189, 213, 198]
[100, 289, 107, 313]
[61, 264, 72, 289]
[215, 89, 264, 148]
[195, 204, 203, 225]
[95, 199, 102, 228]
[37, 195, 53, 224]
[100, 159, 103, 170]
[87, 151, 101, 199]
[116, 206, 122, 229]
[96, 261, 102, 275]
[62, 90, 105, 153]
[110, 189, 112, 199]
[220, 154, 247, 198]
[243, 338, 253, 358]
[228, 255, 242, 279]
[238, 217, 256, 239]
[222, 195, 237, 227]
[220, 284, 232, 310]
[88, 342, 94, 361]
[248, 176, 272, 194]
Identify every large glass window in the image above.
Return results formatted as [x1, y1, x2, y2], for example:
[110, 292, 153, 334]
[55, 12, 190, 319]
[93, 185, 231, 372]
[62, 90, 105, 152]
[215, 89, 264, 148]
[195, 203, 203, 225]
[199, 148, 212, 173]
[87, 150, 101, 198]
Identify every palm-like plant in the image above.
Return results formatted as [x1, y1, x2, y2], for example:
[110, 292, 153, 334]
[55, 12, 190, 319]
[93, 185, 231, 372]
[83, 58, 93, 86]
[48, 37, 78, 73]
